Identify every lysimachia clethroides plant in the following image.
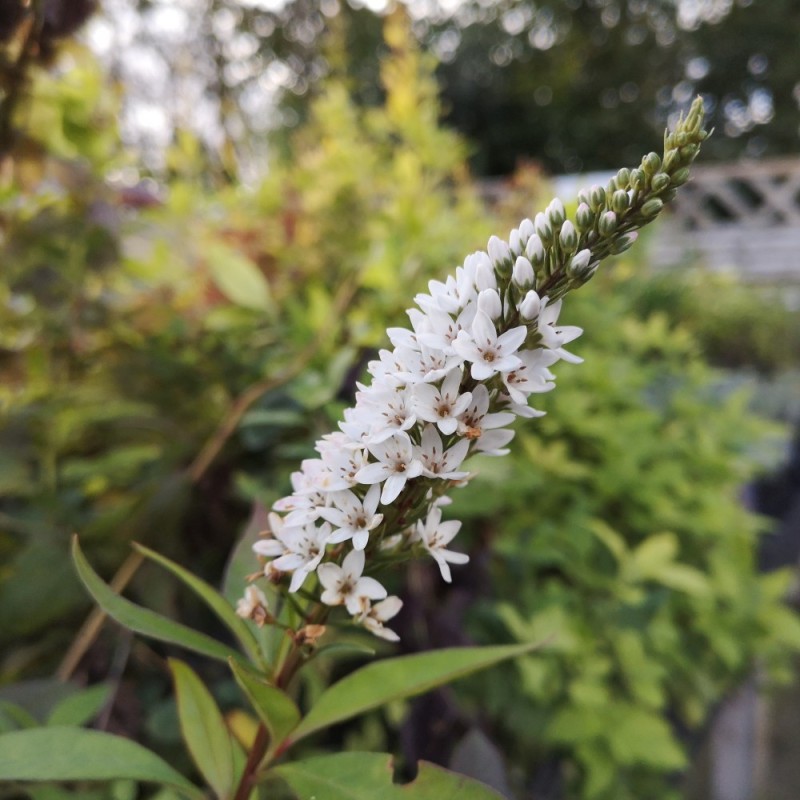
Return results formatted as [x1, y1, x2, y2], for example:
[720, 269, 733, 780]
[235, 98, 710, 645]
[2, 100, 707, 800]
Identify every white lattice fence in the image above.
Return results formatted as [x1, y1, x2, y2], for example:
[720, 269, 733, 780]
[653, 158, 800, 283]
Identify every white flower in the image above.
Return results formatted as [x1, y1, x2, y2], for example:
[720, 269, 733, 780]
[414, 507, 468, 583]
[502, 348, 559, 404]
[413, 368, 472, 435]
[356, 432, 424, 504]
[456, 384, 515, 441]
[358, 596, 403, 641]
[267, 521, 332, 593]
[453, 311, 528, 381]
[318, 484, 384, 550]
[537, 298, 583, 363]
[317, 549, 388, 614]
[416, 424, 470, 480]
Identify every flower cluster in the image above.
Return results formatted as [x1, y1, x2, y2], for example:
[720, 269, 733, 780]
[237, 98, 708, 641]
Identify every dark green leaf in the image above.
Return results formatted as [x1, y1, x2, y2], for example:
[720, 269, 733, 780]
[47, 683, 112, 727]
[0, 727, 203, 797]
[169, 659, 236, 800]
[134, 542, 264, 667]
[290, 642, 544, 742]
[71, 536, 236, 664]
[229, 659, 300, 751]
[273, 752, 506, 799]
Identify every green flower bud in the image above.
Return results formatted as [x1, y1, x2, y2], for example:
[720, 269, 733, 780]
[559, 220, 578, 252]
[639, 198, 663, 218]
[670, 167, 691, 186]
[598, 210, 617, 236]
[651, 172, 671, 192]
[616, 167, 631, 189]
[534, 212, 553, 244]
[663, 149, 681, 172]
[547, 198, 566, 227]
[576, 202, 594, 233]
[680, 143, 699, 161]
[642, 152, 661, 175]
[589, 185, 606, 211]
[611, 189, 629, 214]
[629, 169, 646, 191]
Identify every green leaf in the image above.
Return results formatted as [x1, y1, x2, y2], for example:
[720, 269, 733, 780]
[629, 533, 678, 578]
[169, 659, 236, 800]
[290, 642, 543, 743]
[71, 536, 236, 665]
[206, 242, 273, 313]
[273, 752, 506, 799]
[134, 542, 264, 667]
[228, 659, 300, 752]
[0, 727, 203, 797]
[47, 683, 112, 727]
[0, 700, 38, 733]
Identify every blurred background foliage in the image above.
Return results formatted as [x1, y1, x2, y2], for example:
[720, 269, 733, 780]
[1, 2, 800, 800]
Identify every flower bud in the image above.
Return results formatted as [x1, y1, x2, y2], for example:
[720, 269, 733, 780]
[477, 288, 502, 320]
[559, 220, 578, 252]
[566, 248, 592, 278]
[629, 169, 646, 191]
[651, 172, 670, 192]
[598, 210, 617, 236]
[474, 255, 497, 291]
[639, 198, 663, 218]
[575, 202, 593, 233]
[589, 185, 606, 210]
[518, 217, 534, 244]
[547, 198, 566, 227]
[518, 289, 541, 320]
[611, 231, 639, 254]
[642, 152, 661, 175]
[534, 212, 553, 244]
[663, 148, 680, 172]
[509, 228, 522, 256]
[577, 188, 591, 206]
[616, 167, 631, 189]
[611, 190, 629, 214]
[525, 233, 545, 265]
[670, 167, 691, 186]
[487, 235, 512, 269]
[512, 256, 535, 288]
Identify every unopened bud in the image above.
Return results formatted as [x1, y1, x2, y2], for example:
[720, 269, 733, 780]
[519, 289, 541, 320]
[629, 169, 646, 190]
[534, 212, 553, 244]
[512, 256, 535, 288]
[547, 198, 566, 227]
[509, 228, 522, 256]
[589, 185, 606, 211]
[599, 210, 617, 236]
[651, 173, 670, 192]
[487, 236, 512, 269]
[577, 188, 591, 206]
[616, 167, 631, 188]
[611, 231, 639, 254]
[642, 152, 661, 175]
[566, 248, 592, 278]
[670, 167, 691, 186]
[525, 233, 545, 265]
[663, 149, 680, 172]
[477, 288, 502, 319]
[559, 220, 578, 252]
[518, 217, 534, 244]
[611, 190, 629, 214]
[639, 198, 663, 217]
[576, 202, 593, 232]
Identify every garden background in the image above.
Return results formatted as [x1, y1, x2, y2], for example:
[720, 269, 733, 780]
[1, 1, 800, 799]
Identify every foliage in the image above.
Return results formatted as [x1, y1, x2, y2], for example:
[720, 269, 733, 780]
[445, 268, 799, 799]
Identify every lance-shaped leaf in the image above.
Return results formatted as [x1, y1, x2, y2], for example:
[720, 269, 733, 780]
[134, 543, 264, 667]
[169, 659, 237, 800]
[72, 536, 236, 665]
[228, 659, 300, 753]
[273, 752, 506, 799]
[0, 727, 203, 798]
[47, 683, 112, 727]
[290, 641, 543, 743]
